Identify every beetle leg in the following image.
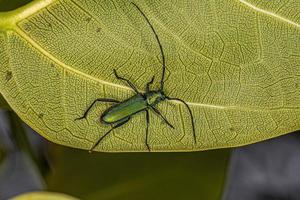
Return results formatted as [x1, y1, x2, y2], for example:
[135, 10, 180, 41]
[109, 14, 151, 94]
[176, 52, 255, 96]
[113, 69, 140, 94]
[165, 96, 196, 144]
[75, 98, 120, 121]
[145, 109, 151, 151]
[150, 106, 174, 129]
[89, 117, 130, 153]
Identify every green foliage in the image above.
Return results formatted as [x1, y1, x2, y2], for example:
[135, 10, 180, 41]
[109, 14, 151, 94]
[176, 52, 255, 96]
[0, 0, 299, 152]
[47, 145, 230, 200]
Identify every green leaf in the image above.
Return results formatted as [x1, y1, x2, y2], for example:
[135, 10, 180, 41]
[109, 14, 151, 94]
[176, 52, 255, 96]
[0, 0, 299, 152]
[10, 192, 79, 200]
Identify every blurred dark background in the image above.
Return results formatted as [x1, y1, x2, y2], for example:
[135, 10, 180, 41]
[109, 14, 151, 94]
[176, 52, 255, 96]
[0, 0, 31, 11]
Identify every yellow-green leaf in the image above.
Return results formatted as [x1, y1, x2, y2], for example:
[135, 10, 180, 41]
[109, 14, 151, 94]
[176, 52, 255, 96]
[0, 0, 299, 152]
[10, 191, 79, 200]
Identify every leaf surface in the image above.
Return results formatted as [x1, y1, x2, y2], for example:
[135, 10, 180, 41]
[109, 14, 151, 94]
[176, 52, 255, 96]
[0, 0, 299, 152]
[11, 192, 79, 200]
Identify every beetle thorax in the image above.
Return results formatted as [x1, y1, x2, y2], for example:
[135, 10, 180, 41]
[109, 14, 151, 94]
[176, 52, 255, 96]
[146, 91, 165, 106]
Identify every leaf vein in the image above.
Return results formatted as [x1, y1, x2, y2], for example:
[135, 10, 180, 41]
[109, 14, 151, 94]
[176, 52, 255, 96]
[239, 0, 300, 28]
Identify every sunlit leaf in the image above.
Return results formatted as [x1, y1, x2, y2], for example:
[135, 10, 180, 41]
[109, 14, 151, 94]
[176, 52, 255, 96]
[0, 0, 299, 152]
[11, 191, 79, 200]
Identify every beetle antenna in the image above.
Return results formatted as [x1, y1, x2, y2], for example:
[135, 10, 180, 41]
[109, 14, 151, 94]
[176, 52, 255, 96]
[131, 2, 166, 91]
[165, 96, 196, 144]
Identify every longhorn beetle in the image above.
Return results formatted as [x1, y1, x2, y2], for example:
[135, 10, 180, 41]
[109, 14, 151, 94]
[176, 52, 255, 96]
[75, 2, 196, 152]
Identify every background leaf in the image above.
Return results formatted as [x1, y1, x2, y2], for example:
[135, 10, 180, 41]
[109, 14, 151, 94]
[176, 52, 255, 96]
[11, 191, 79, 200]
[0, 0, 299, 152]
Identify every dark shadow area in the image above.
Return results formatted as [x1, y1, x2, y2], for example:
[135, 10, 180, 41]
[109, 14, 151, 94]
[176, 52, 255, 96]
[0, 0, 32, 12]
[0, 111, 49, 199]
[223, 131, 300, 200]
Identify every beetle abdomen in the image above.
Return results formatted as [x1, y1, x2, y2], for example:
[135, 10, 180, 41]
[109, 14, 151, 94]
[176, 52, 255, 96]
[101, 94, 147, 124]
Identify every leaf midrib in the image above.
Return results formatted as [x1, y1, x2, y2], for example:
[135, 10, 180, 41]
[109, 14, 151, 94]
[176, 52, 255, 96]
[15, 27, 131, 91]
[239, 0, 300, 28]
